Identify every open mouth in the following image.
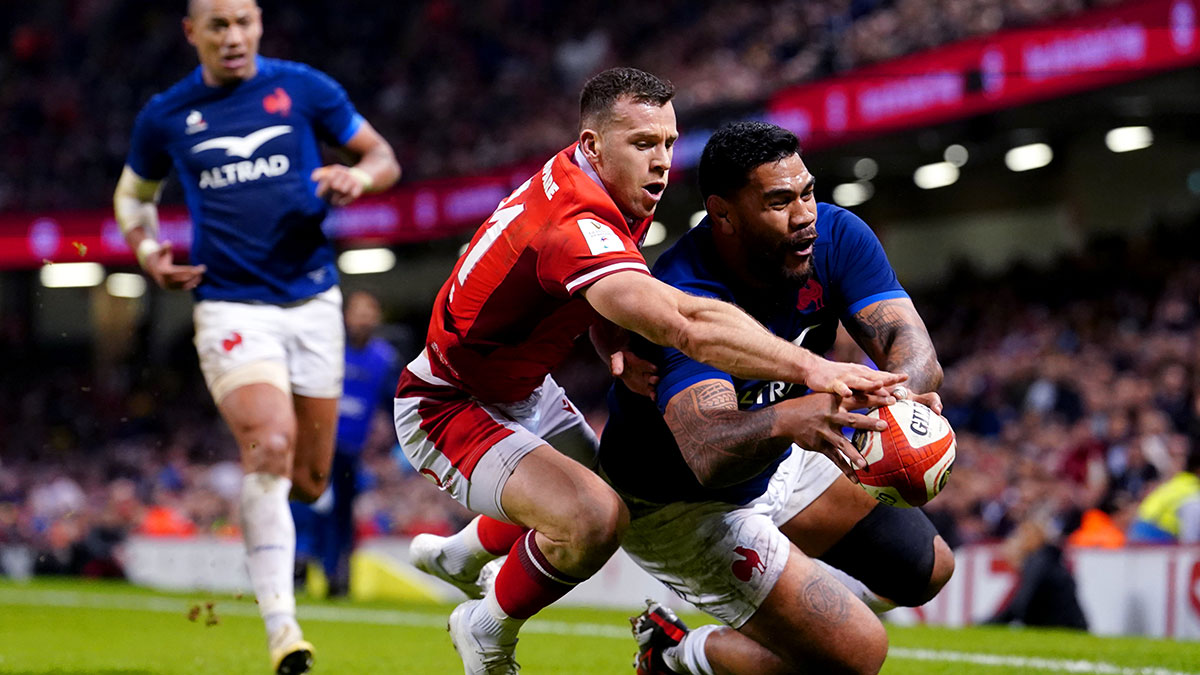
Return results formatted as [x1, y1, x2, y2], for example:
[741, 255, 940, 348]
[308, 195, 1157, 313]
[643, 183, 665, 198]
[222, 53, 248, 69]
[790, 237, 816, 257]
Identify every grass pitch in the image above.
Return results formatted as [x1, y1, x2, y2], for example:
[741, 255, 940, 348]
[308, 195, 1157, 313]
[0, 578, 1196, 674]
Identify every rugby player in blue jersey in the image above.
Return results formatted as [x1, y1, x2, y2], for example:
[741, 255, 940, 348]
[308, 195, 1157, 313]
[602, 122, 954, 675]
[113, 1, 399, 671]
[293, 291, 398, 597]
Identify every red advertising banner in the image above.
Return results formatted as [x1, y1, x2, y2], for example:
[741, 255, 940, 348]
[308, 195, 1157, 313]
[767, 0, 1200, 150]
[0, 160, 540, 270]
[4, 0, 1196, 271]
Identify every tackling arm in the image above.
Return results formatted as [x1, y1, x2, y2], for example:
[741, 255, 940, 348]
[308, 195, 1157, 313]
[583, 270, 906, 396]
[845, 297, 942, 394]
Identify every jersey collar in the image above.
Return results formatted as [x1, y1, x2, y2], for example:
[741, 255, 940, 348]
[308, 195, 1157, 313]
[573, 145, 605, 191]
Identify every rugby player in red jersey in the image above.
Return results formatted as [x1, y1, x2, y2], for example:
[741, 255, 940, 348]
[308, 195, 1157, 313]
[393, 68, 904, 674]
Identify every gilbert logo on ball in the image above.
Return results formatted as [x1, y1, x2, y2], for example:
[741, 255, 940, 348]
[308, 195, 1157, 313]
[851, 399, 956, 508]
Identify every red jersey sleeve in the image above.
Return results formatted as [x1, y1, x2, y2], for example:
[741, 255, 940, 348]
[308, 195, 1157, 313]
[536, 211, 651, 297]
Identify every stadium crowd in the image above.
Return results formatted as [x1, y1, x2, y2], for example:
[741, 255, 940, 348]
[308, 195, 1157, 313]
[1, 0, 1120, 212]
[1, 217, 1197, 579]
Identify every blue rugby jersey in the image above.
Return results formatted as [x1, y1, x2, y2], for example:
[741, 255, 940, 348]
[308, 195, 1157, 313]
[126, 56, 365, 303]
[336, 337, 399, 454]
[600, 203, 908, 505]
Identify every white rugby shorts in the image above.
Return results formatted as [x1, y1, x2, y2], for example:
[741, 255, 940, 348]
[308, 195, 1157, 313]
[619, 448, 842, 627]
[193, 286, 345, 403]
[393, 350, 598, 521]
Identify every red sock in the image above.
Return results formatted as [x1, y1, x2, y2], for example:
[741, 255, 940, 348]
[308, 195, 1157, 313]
[493, 530, 584, 619]
[476, 516, 527, 556]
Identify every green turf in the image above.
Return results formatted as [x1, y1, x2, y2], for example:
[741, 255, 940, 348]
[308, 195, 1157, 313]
[0, 578, 1195, 674]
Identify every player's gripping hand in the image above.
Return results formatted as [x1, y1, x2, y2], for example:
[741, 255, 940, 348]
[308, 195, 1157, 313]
[803, 356, 906, 399]
[142, 240, 206, 291]
[312, 165, 370, 207]
[780, 392, 890, 484]
[610, 350, 660, 401]
[891, 385, 943, 415]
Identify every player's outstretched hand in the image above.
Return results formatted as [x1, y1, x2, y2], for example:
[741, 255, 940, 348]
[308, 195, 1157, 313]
[312, 165, 367, 207]
[610, 350, 659, 401]
[803, 356, 906, 399]
[144, 241, 206, 291]
[781, 393, 889, 484]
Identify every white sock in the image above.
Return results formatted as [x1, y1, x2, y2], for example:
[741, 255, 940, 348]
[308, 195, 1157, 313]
[479, 588, 525, 642]
[662, 623, 719, 675]
[441, 515, 499, 578]
[813, 559, 896, 614]
[241, 472, 300, 638]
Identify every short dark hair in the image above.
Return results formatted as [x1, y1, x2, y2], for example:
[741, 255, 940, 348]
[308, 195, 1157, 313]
[699, 121, 801, 200]
[579, 67, 675, 130]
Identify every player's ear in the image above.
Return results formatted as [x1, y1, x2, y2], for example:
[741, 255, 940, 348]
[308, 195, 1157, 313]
[182, 16, 195, 45]
[705, 194, 734, 234]
[579, 128, 601, 163]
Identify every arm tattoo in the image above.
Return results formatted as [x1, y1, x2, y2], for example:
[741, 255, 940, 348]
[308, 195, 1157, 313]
[801, 575, 850, 626]
[664, 381, 790, 487]
[849, 299, 941, 393]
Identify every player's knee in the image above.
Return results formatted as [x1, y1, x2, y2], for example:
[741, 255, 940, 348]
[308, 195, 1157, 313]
[290, 465, 329, 503]
[239, 428, 295, 475]
[819, 505, 941, 608]
[920, 536, 955, 604]
[852, 620, 888, 675]
[564, 488, 628, 563]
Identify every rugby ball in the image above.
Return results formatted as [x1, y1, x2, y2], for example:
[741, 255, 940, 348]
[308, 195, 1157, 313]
[851, 399, 956, 508]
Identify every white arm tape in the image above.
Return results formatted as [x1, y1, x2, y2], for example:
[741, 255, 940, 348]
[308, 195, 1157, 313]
[347, 166, 374, 191]
[114, 166, 164, 237]
[136, 238, 163, 269]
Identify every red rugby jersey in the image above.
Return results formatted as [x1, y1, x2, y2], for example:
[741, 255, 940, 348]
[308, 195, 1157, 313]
[421, 144, 653, 403]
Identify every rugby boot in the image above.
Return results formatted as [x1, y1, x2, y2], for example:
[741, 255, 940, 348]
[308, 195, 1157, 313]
[631, 599, 688, 675]
[410, 532, 488, 599]
[448, 599, 520, 674]
[268, 622, 314, 674]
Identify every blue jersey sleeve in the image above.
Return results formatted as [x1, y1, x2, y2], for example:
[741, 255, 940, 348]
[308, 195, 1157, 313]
[653, 280, 733, 411]
[827, 207, 908, 316]
[125, 100, 172, 180]
[304, 67, 365, 146]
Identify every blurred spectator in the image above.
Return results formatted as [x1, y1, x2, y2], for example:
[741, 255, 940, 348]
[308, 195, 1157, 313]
[1065, 492, 1132, 548]
[1127, 443, 1200, 543]
[987, 517, 1088, 630]
[0, 0, 1120, 212]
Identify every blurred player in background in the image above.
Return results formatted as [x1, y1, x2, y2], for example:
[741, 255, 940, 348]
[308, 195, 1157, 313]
[113, 0, 399, 672]
[293, 291, 398, 597]
[395, 68, 903, 675]
[601, 121, 954, 675]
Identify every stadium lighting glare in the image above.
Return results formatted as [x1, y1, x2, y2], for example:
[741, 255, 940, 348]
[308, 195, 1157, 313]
[1105, 126, 1153, 153]
[40, 262, 104, 288]
[853, 157, 878, 180]
[1005, 143, 1053, 172]
[689, 210, 708, 228]
[337, 248, 395, 275]
[913, 162, 959, 190]
[643, 221, 668, 247]
[832, 182, 872, 207]
[106, 273, 147, 298]
[944, 144, 969, 167]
